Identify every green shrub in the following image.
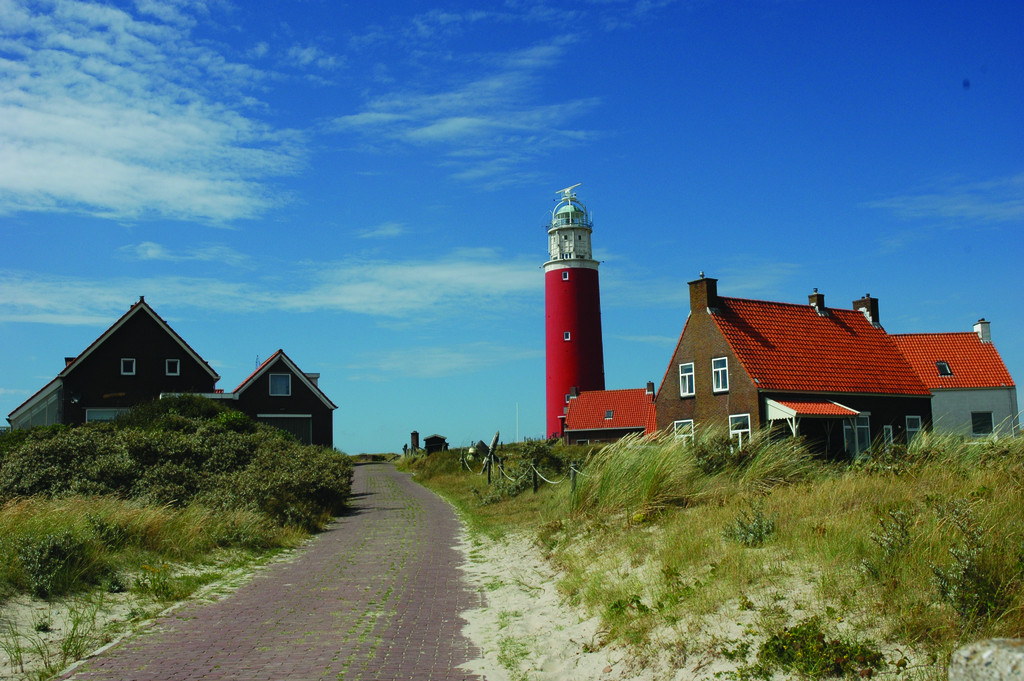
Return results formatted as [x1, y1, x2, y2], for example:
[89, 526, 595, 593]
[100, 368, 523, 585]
[18, 531, 93, 598]
[747, 617, 886, 679]
[723, 499, 776, 547]
[113, 394, 228, 430]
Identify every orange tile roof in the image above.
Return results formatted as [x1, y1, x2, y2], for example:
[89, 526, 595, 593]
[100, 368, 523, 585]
[770, 398, 859, 416]
[565, 388, 656, 433]
[712, 297, 930, 396]
[891, 332, 1015, 389]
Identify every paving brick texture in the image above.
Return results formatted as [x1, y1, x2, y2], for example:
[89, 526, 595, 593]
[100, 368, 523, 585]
[63, 462, 483, 681]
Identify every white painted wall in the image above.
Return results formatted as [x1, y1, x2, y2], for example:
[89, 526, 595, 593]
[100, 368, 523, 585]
[931, 387, 1020, 437]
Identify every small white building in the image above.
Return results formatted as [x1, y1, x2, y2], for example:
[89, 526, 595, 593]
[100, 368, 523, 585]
[892, 320, 1019, 437]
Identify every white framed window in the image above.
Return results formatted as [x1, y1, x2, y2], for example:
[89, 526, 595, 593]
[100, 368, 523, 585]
[166, 359, 180, 376]
[121, 358, 136, 375]
[269, 373, 291, 396]
[679, 363, 695, 397]
[575, 439, 590, 445]
[729, 413, 751, 448]
[86, 408, 128, 422]
[562, 271, 569, 281]
[563, 331, 571, 341]
[906, 415, 922, 442]
[604, 410, 614, 420]
[712, 357, 729, 392]
[844, 415, 871, 454]
[673, 419, 694, 443]
[883, 425, 894, 447]
[565, 393, 571, 403]
[971, 412, 993, 436]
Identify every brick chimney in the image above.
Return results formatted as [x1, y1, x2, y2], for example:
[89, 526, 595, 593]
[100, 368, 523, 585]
[808, 288, 825, 314]
[689, 273, 719, 312]
[852, 294, 880, 327]
[646, 381, 655, 396]
[974, 319, 991, 343]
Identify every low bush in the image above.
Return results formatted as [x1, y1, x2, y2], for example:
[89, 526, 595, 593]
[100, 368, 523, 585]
[17, 531, 94, 598]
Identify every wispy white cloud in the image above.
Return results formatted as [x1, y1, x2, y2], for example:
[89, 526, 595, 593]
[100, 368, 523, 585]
[0, 249, 541, 324]
[356, 222, 407, 239]
[0, 0, 303, 223]
[331, 36, 598, 186]
[348, 342, 541, 379]
[285, 44, 343, 70]
[0, 387, 33, 396]
[867, 174, 1024, 224]
[118, 242, 251, 267]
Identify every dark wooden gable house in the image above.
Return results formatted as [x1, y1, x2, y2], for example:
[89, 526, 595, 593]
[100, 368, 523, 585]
[232, 350, 337, 448]
[7, 297, 220, 429]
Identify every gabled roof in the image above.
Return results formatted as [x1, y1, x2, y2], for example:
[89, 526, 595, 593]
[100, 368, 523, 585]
[565, 388, 656, 433]
[712, 297, 930, 396]
[891, 332, 1015, 390]
[8, 298, 220, 421]
[233, 349, 338, 410]
[61, 298, 219, 382]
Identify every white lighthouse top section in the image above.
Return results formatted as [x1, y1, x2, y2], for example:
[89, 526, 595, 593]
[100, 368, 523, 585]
[545, 183, 597, 270]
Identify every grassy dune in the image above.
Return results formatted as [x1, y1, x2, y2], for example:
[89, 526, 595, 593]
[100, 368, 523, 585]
[401, 429, 1024, 679]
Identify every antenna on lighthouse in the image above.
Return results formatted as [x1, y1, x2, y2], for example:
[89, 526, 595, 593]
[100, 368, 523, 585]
[556, 183, 582, 200]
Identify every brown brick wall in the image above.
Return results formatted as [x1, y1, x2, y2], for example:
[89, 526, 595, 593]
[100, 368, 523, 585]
[655, 281, 759, 433]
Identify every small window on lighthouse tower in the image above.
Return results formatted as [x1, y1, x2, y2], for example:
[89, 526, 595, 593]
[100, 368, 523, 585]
[563, 332, 571, 341]
[562, 271, 569, 281]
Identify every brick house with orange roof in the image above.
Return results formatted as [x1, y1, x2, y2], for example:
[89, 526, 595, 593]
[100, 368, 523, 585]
[655, 276, 933, 457]
[563, 385, 657, 445]
[891, 321, 1018, 437]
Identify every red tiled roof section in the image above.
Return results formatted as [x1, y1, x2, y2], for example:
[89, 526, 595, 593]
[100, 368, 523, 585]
[713, 297, 930, 395]
[232, 349, 283, 393]
[772, 398, 859, 416]
[565, 388, 656, 433]
[891, 332, 1015, 389]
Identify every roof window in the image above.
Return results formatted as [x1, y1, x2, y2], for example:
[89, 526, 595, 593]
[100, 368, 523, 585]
[605, 410, 613, 420]
[936, 361, 952, 376]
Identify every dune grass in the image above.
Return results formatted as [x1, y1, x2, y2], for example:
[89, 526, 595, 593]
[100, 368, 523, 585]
[402, 428, 1024, 679]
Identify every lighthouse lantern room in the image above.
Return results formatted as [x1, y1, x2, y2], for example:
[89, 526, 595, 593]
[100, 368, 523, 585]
[544, 184, 606, 438]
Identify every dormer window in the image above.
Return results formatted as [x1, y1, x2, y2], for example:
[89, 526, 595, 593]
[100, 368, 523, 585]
[121, 358, 135, 375]
[166, 359, 180, 376]
[936, 361, 952, 376]
[604, 410, 613, 420]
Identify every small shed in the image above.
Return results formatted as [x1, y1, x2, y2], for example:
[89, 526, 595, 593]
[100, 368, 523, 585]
[423, 434, 448, 454]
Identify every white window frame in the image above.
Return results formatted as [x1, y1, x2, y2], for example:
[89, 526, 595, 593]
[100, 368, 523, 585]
[563, 331, 571, 341]
[729, 413, 751, 448]
[562, 271, 569, 281]
[604, 410, 613, 420]
[85, 408, 128, 422]
[166, 359, 180, 376]
[844, 415, 871, 455]
[121, 358, 136, 375]
[673, 419, 694, 443]
[269, 373, 292, 396]
[565, 393, 571, 403]
[906, 415, 922, 443]
[970, 412, 993, 437]
[712, 357, 729, 393]
[883, 424, 894, 447]
[575, 439, 590, 445]
[679, 363, 695, 397]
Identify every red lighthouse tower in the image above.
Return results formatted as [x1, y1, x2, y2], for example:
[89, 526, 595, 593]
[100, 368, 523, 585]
[545, 184, 606, 437]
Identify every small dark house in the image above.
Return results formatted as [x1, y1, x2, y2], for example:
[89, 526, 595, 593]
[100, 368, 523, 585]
[8, 297, 219, 428]
[232, 350, 337, 448]
[423, 434, 448, 453]
[655, 276, 933, 456]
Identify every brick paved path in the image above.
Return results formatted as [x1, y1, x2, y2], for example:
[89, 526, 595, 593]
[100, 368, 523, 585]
[64, 463, 483, 681]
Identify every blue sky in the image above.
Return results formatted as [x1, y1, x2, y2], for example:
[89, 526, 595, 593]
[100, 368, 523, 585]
[1, 0, 1021, 453]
